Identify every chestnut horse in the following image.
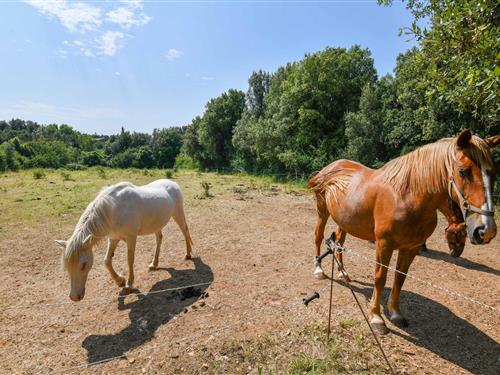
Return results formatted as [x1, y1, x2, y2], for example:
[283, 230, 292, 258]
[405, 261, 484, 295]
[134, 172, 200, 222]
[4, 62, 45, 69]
[309, 130, 498, 334]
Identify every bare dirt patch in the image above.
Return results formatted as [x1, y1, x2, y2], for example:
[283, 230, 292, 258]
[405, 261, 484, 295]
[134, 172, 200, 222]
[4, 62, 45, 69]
[0, 169, 498, 374]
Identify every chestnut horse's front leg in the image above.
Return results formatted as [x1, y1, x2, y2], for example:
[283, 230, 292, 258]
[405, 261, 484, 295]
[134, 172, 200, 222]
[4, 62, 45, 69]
[369, 240, 394, 335]
[125, 236, 137, 290]
[387, 247, 419, 327]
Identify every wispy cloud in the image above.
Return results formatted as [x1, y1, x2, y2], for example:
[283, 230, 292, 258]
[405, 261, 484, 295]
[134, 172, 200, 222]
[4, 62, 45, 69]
[201, 76, 215, 81]
[25, 0, 151, 57]
[165, 49, 183, 61]
[107, 6, 150, 29]
[26, 0, 102, 33]
[97, 31, 124, 56]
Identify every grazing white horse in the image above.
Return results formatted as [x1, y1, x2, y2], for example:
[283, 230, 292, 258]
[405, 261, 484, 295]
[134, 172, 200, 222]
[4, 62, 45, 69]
[56, 179, 193, 301]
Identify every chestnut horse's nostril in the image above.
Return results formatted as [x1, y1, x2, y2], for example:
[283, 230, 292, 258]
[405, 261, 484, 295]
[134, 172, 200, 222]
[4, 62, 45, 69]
[472, 226, 485, 244]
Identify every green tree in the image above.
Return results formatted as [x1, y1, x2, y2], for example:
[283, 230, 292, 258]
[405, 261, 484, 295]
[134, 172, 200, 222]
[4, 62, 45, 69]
[345, 78, 395, 166]
[246, 70, 271, 118]
[197, 89, 245, 169]
[379, 0, 499, 133]
[151, 127, 184, 168]
[237, 46, 377, 174]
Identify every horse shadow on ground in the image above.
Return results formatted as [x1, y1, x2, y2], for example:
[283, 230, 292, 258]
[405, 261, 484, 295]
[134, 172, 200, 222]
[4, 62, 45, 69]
[335, 279, 499, 374]
[420, 247, 500, 277]
[82, 257, 213, 363]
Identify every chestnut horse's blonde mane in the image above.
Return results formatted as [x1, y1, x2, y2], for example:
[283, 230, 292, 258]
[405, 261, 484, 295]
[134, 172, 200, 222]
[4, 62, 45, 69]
[379, 135, 493, 195]
[62, 182, 132, 269]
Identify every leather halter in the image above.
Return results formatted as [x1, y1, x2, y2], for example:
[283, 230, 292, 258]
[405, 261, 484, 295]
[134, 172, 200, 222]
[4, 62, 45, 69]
[448, 176, 495, 218]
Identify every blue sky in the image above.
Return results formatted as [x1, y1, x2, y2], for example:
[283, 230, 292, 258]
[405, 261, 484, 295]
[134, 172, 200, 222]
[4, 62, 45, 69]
[0, 0, 415, 135]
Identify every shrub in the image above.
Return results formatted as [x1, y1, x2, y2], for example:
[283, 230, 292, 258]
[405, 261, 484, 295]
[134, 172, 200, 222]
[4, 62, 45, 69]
[96, 167, 107, 179]
[0, 148, 6, 172]
[81, 150, 105, 166]
[33, 169, 46, 179]
[60, 171, 73, 181]
[200, 181, 212, 198]
[65, 163, 87, 170]
[174, 154, 199, 169]
[165, 169, 174, 179]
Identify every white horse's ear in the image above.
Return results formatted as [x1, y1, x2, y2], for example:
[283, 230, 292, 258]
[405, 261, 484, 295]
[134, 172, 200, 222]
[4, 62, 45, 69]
[55, 240, 67, 248]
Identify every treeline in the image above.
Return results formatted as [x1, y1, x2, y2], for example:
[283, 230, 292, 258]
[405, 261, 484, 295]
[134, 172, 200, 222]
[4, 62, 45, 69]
[0, 120, 184, 171]
[1, 1, 497, 175]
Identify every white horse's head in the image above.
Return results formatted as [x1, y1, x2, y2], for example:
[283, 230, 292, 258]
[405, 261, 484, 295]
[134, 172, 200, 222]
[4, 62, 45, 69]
[56, 234, 94, 301]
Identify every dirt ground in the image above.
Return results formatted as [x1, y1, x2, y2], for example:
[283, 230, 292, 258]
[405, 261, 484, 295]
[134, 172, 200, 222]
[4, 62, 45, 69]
[0, 170, 499, 374]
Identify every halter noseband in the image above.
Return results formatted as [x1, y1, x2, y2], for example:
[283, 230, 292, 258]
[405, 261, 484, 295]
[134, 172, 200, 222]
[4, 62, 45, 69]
[448, 176, 495, 218]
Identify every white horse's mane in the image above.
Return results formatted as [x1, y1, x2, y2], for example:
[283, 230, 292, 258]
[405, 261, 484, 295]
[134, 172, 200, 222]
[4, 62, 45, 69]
[62, 182, 133, 269]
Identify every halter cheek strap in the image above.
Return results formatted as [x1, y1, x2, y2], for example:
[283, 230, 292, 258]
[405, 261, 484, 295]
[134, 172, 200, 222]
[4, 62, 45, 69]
[448, 177, 495, 218]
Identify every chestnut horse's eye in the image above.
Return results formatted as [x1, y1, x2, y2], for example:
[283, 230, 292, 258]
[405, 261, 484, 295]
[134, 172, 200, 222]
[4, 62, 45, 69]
[458, 168, 471, 179]
[80, 262, 87, 271]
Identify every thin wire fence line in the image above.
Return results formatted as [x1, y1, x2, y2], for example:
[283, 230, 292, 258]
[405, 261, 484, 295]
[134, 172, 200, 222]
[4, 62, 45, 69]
[48, 284, 329, 375]
[5, 259, 309, 311]
[336, 243, 500, 315]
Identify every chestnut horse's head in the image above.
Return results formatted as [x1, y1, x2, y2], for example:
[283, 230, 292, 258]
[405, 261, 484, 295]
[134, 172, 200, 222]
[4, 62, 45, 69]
[450, 130, 499, 245]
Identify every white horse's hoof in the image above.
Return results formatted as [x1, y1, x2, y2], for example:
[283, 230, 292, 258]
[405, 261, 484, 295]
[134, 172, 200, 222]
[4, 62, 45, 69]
[148, 264, 157, 271]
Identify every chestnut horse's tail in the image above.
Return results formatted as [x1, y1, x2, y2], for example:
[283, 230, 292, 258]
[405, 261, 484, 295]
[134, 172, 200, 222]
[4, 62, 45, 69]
[308, 164, 354, 200]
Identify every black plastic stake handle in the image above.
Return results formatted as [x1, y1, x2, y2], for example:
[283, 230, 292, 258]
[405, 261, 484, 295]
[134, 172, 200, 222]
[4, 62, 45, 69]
[303, 291, 320, 306]
[315, 248, 333, 263]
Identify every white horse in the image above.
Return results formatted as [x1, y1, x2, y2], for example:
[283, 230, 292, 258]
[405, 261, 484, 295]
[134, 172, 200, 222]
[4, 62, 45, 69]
[56, 179, 193, 301]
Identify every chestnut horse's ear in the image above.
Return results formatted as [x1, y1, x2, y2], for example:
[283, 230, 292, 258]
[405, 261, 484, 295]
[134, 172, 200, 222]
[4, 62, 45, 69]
[55, 240, 67, 248]
[485, 135, 500, 148]
[457, 129, 472, 149]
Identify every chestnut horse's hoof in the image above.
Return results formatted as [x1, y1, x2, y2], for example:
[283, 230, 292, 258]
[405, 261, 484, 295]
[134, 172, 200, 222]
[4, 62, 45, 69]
[185, 254, 192, 260]
[337, 272, 351, 282]
[116, 276, 126, 287]
[313, 268, 326, 279]
[450, 249, 463, 258]
[389, 313, 409, 328]
[370, 321, 389, 335]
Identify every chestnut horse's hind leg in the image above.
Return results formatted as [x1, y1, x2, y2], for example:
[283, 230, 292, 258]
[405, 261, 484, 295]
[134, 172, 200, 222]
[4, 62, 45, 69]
[369, 240, 394, 335]
[313, 199, 329, 279]
[148, 231, 163, 271]
[104, 238, 125, 287]
[387, 247, 419, 327]
[334, 227, 350, 282]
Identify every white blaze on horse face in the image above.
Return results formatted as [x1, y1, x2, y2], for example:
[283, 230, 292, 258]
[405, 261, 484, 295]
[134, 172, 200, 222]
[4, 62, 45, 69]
[481, 166, 496, 241]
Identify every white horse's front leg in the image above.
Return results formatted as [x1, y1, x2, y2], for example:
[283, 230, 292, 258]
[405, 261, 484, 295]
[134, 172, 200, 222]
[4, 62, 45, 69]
[125, 236, 137, 290]
[104, 239, 125, 287]
[149, 231, 163, 271]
